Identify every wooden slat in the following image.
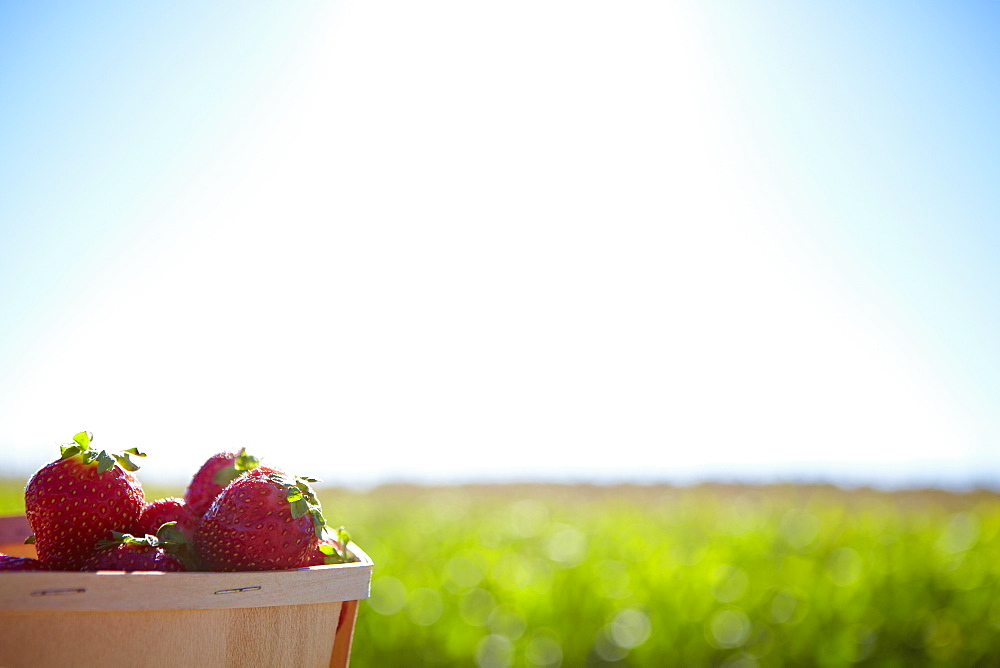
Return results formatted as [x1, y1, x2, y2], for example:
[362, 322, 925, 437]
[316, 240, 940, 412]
[0, 602, 346, 668]
[329, 598, 361, 668]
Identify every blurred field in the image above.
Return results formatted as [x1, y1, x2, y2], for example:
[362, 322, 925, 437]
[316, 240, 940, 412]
[3, 480, 1000, 666]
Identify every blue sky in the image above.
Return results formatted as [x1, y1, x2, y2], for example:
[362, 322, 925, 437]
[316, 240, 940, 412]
[1, 1, 998, 488]
[702, 1, 1000, 461]
[746, 2, 1000, 465]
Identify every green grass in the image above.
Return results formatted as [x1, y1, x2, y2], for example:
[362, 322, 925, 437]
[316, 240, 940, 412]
[4, 480, 1000, 665]
[327, 483, 1000, 667]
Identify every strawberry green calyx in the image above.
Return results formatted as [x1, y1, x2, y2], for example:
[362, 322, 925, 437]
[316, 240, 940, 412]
[96, 523, 198, 570]
[154, 521, 187, 547]
[97, 521, 183, 550]
[154, 522, 201, 571]
[58, 431, 146, 473]
[96, 530, 157, 550]
[83, 524, 187, 572]
[211, 447, 260, 486]
[273, 473, 327, 539]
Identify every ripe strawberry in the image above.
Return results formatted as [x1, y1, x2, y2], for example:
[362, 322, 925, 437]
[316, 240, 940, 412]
[24, 431, 146, 571]
[135, 498, 199, 541]
[82, 527, 186, 572]
[193, 466, 327, 571]
[0, 554, 49, 571]
[184, 448, 260, 518]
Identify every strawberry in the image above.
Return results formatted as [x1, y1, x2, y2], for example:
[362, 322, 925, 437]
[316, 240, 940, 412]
[0, 554, 49, 571]
[24, 431, 146, 571]
[184, 448, 260, 518]
[82, 526, 186, 572]
[135, 497, 199, 541]
[193, 466, 327, 571]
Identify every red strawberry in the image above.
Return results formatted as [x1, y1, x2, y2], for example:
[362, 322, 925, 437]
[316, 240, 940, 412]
[82, 529, 186, 572]
[24, 431, 146, 571]
[184, 448, 260, 518]
[0, 554, 49, 571]
[135, 498, 199, 541]
[193, 466, 327, 571]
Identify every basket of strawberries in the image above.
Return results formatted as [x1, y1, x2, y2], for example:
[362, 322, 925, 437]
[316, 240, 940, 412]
[0, 432, 372, 668]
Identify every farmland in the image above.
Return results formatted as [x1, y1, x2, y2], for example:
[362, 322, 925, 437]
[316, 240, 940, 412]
[3, 480, 1000, 665]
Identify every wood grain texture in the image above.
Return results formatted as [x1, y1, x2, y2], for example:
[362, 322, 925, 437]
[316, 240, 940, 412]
[329, 599, 360, 668]
[0, 603, 344, 668]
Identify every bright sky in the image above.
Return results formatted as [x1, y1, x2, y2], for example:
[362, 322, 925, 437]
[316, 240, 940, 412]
[1, 1, 998, 488]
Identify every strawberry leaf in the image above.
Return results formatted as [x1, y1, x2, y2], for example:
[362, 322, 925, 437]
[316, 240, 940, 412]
[95, 450, 118, 474]
[60, 430, 95, 460]
[288, 475, 328, 536]
[234, 448, 260, 471]
[154, 522, 200, 570]
[212, 467, 238, 486]
[212, 449, 260, 486]
[156, 522, 186, 547]
[62, 433, 144, 472]
[97, 530, 133, 549]
[59, 444, 82, 460]
[309, 509, 326, 538]
[113, 452, 141, 472]
[289, 497, 309, 519]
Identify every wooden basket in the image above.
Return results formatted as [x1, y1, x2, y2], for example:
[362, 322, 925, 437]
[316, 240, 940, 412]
[0, 515, 372, 668]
